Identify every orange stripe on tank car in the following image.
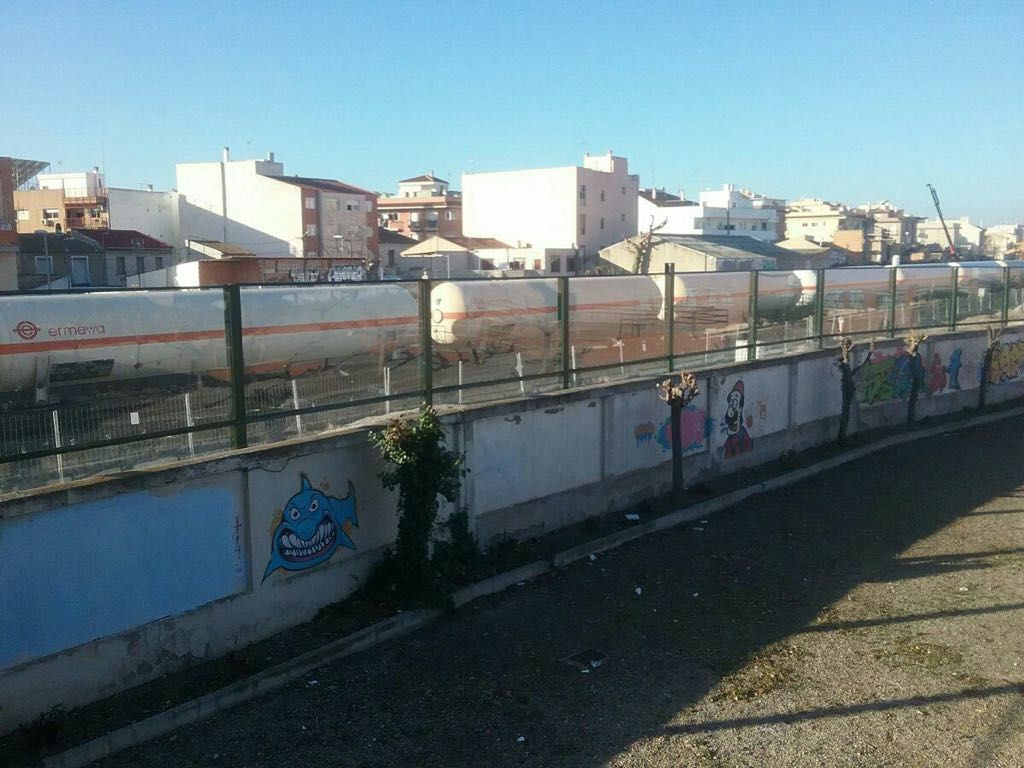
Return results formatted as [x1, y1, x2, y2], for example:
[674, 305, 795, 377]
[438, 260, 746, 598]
[243, 316, 419, 336]
[0, 329, 224, 356]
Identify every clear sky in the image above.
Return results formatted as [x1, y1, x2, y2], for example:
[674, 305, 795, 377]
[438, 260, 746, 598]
[6, 0, 1022, 223]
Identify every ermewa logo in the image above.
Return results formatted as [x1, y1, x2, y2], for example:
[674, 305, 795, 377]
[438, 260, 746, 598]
[13, 320, 40, 341]
[11, 320, 107, 341]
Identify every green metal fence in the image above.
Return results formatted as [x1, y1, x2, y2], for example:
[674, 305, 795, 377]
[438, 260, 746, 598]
[2, 263, 1022, 496]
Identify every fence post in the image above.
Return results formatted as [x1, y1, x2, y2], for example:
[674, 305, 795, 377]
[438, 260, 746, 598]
[559, 276, 571, 389]
[747, 270, 759, 359]
[184, 393, 196, 458]
[949, 264, 959, 332]
[51, 409, 64, 484]
[665, 263, 675, 372]
[887, 266, 897, 338]
[222, 285, 248, 449]
[814, 268, 826, 348]
[418, 277, 433, 407]
[1002, 266, 1010, 326]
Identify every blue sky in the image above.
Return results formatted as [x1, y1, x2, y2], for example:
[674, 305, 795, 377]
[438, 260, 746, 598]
[7, 0, 1022, 223]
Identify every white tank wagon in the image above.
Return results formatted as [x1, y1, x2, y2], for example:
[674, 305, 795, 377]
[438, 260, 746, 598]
[660, 271, 803, 326]
[429, 277, 664, 350]
[793, 262, 1024, 311]
[0, 284, 421, 402]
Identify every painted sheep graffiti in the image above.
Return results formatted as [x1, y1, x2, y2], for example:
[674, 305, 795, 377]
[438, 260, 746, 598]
[262, 475, 359, 583]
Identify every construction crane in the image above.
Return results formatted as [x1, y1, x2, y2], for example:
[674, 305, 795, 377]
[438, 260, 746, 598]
[926, 183, 957, 259]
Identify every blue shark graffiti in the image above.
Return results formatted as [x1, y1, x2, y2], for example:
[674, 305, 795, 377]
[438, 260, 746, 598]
[262, 475, 359, 583]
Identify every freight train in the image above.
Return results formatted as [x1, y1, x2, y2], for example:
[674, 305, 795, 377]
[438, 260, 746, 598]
[1, 263, 1021, 403]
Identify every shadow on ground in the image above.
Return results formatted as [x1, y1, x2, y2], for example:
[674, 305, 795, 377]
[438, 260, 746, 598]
[97, 415, 1024, 767]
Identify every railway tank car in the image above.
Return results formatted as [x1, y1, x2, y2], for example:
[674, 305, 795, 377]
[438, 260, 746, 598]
[429, 276, 664, 349]
[0, 284, 420, 402]
[662, 270, 802, 325]
[792, 262, 1024, 309]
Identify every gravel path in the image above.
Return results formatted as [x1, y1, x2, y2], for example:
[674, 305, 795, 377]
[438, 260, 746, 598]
[96, 416, 1024, 767]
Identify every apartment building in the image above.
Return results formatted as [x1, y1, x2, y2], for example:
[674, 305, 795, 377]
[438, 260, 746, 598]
[378, 174, 462, 240]
[784, 198, 869, 244]
[855, 201, 922, 261]
[638, 184, 782, 242]
[15, 169, 109, 233]
[175, 150, 378, 262]
[916, 216, 985, 255]
[461, 151, 639, 272]
[984, 224, 1024, 258]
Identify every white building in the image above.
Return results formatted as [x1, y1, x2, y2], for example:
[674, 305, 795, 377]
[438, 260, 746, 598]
[983, 224, 1023, 258]
[175, 150, 378, 260]
[785, 198, 869, 244]
[916, 216, 985, 255]
[638, 185, 782, 242]
[37, 169, 105, 198]
[108, 188, 184, 251]
[461, 151, 638, 271]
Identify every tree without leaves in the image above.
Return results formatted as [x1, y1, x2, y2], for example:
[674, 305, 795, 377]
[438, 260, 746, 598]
[658, 371, 701, 504]
[905, 330, 928, 425]
[626, 216, 667, 274]
[836, 337, 874, 445]
[978, 325, 1004, 410]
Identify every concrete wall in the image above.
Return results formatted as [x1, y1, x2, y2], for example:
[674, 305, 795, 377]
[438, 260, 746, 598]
[108, 188, 183, 250]
[3, 324, 1024, 732]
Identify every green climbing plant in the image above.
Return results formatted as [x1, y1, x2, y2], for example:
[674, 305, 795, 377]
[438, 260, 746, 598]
[370, 406, 474, 603]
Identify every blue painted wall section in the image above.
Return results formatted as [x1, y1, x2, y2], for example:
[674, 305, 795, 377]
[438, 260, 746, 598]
[0, 486, 246, 670]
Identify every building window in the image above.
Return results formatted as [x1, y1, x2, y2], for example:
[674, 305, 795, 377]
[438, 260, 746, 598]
[136, 256, 145, 274]
[579, 214, 586, 235]
[43, 208, 60, 221]
[387, 249, 396, 266]
[579, 185, 586, 202]
[761, 222, 768, 231]
[155, 256, 164, 269]
[621, 213, 625, 222]
[16, 209, 28, 221]
[534, 259, 542, 270]
[305, 197, 316, 209]
[600, 190, 605, 202]
[116, 256, 126, 276]
[600, 217, 605, 230]
[388, 212, 399, 221]
[621, 186, 626, 195]
[35, 255, 53, 275]
[346, 200, 360, 211]
[305, 224, 318, 236]
[445, 210, 456, 220]
[70, 256, 90, 286]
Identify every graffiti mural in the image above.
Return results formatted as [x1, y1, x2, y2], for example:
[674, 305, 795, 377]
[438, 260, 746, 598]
[988, 339, 1024, 384]
[721, 380, 753, 458]
[262, 475, 359, 583]
[859, 349, 926, 405]
[634, 421, 656, 446]
[656, 407, 707, 453]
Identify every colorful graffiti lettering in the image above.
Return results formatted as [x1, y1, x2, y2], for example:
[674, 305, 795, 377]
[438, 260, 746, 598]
[651, 406, 707, 454]
[988, 339, 1024, 384]
[262, 475, 359, 583]
[859, 350, 925, 405]
[634, 421, 656, 447]
[721, 380, 753, 458]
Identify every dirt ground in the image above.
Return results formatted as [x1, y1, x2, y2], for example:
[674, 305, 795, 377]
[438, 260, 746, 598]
[92, 415, 1024, 767]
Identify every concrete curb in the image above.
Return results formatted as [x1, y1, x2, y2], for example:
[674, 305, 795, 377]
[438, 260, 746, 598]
[40, 405, 1024, 768]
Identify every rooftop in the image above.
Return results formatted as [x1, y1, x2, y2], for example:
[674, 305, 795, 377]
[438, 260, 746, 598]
[399, 173, 448, 185]
[268, 175, 374, 197]
[654, 234, 793, 259]
[74, 229, 172, 250]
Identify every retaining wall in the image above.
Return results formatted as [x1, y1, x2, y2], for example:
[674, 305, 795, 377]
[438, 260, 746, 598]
[3, 326, 1024, 733]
